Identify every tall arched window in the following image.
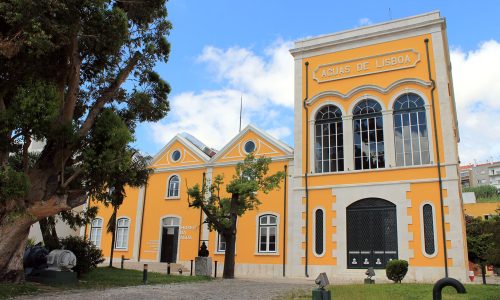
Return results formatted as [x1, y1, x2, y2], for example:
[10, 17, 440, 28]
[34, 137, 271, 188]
[115, 218, 130, 249]
[89, 218, 103, 248]
[353, 99, 385, 170]
[315, 105, 344, 173]
[258, 214, 278, 253]
[314, 208, 325, 256]
[393, 93, 430, 166]
[167, 175, 180, 198]
[422, 204, 437, 256]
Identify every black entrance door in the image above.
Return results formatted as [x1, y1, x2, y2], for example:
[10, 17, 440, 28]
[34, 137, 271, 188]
[160, 226, 179, 263]
[346, 198, 398, 269]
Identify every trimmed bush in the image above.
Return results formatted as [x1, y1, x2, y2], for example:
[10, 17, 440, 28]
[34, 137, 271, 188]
[386, 259, 409, 283]
[60, 236, 104, 276]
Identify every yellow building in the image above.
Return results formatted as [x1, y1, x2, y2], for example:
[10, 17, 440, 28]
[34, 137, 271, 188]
[87, 11, 468, 282]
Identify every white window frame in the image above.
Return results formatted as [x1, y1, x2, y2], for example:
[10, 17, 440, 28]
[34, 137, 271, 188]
[215, 232, 226, 253]
[89, 218, 103, 248]
[420, 202, 438, 258]
[256, 213, 279, 254]
[114, 217, 130, 250]
[166, 174, 180, 199]
[313, 207, 326, 257]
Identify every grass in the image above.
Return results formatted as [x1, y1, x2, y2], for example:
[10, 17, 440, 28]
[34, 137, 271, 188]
[0, 267, 210, 299]
[280, 284, 500, 300]
[476, 196, 500, 203]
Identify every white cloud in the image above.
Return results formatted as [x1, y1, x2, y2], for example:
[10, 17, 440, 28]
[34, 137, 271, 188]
[149, 39, 295, 150]
[451, 40, 500, 164]
[358, 18, 372, 26]
[198, 40, 294, 108]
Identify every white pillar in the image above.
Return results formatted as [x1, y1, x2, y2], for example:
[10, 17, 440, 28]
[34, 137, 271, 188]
[382, 110, 396, 168]
[343, 115, 354, 171]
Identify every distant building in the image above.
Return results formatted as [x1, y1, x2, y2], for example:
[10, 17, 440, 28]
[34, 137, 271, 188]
[460, 161, 500, 189]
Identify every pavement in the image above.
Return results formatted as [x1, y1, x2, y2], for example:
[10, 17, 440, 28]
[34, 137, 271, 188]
[15, 277, 314, 300]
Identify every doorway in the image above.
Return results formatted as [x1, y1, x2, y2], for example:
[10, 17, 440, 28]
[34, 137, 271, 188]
[160, 217, 180, 263]
[346, 198, 398, 269]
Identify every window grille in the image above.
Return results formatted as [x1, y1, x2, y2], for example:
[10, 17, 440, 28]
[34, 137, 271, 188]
[422, 204, 435, 255]
[314, 209, 324, 255]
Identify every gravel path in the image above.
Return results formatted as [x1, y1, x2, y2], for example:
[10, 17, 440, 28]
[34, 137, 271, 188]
[16, 278, 313, 300]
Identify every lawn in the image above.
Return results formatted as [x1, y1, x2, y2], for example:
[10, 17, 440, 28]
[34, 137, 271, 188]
[0, 267, 210, 299]
[281, 283, 500, 300]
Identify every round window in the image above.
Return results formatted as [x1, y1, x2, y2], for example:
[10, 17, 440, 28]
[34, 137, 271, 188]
[244, 140, 256, 153]
[171, 150, 181, 162]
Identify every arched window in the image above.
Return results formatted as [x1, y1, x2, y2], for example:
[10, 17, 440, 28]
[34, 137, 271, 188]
[115, 218, 130, 249]
[422, 204, 436, 256]
[315, 105, 344, 173]
[258, 214, 278, 253]
[167, 175, 180, 198]
[393, 93, 430, 166]
[314, 208, 325, 256]
[89, 218, 103, 248]
[353, 99, 385, 170]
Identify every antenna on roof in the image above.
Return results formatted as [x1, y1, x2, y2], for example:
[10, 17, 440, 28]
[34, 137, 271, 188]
[239, 94, 243, 132]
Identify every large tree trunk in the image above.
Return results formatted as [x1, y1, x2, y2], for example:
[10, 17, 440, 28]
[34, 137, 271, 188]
[0, 215, 32, 283]
[39, 216, 61, 250]
[0, 194, 79, 283]
[223, 195, 239, 279]
[222, 233, 236, 279]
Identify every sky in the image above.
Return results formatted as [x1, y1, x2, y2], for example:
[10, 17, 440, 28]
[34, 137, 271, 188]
[133, 0, 500, 165]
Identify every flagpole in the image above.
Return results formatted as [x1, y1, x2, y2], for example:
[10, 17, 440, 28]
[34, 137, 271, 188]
[239, 95, 243, 132]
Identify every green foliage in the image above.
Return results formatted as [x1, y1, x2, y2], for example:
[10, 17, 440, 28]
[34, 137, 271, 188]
[466, 214, 500, 267]
[385, 259, 409, 283]
[59, 236, 104, 277]
[463, 185, 498, 200]
[187, 154, 285, 233]
[0, 166, 29, 203]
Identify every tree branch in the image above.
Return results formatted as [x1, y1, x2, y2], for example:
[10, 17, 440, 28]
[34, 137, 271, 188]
[78, 52, 141, 138]
[22, 133, 31, 173]
[61, 167, 83, 189]
[62, 35, 81, 123]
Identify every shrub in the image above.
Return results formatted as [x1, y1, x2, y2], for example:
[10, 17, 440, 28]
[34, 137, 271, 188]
[386, 259, 409, 283]
[463, 185, 498, 199]
[60, 236, 104, 276]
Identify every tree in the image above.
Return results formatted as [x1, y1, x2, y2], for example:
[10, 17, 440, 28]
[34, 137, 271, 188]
[187, 154, 285, 279]
[465, 214, 499, 284]
[0, 0, 171, 282]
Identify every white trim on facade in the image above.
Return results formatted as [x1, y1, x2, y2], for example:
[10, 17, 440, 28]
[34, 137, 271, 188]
[255, 212, 280, 255]
[157, 215, 182, 263]
[165, 173, 181, 199]
[114, 216, 131, 251]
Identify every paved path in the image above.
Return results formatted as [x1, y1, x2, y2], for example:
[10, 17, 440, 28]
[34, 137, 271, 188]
[16, 278, 313, 300]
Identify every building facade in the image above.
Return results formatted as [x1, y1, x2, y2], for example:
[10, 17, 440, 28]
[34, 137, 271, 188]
[87, 12, 468, 282]
[460, 162, 500, 189]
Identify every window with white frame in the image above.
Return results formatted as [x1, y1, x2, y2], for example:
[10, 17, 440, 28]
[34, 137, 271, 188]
[89, 218, 103, 248]
[393, 93, 430, 166]
[115, 218, 130, 249]
[258, 214, 277, 253]
[217, 233, 226, 252]
[167, 175, 180, 198]
[314, 105, 344, 173]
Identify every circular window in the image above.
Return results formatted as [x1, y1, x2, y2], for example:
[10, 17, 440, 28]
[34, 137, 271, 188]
[244, 140, 256, 153]
[171, 150, 181, 162]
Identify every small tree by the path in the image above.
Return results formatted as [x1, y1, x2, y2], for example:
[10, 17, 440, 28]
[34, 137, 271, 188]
[187, 154, 284, 278]
[465, 214, 498, 284]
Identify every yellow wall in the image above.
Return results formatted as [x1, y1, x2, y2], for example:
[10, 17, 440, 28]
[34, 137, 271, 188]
[464, 202, 500, 218]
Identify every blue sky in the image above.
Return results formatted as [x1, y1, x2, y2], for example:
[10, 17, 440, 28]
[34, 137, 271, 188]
[133, 0, 500, 165]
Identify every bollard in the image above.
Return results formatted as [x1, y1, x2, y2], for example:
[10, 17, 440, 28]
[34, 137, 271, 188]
[214, 261, 218, 278]
[143, 264, 148, 284]
[190, 260, 193, 276]
[121, 255, 125, 269]
[167, 263, 171, 275]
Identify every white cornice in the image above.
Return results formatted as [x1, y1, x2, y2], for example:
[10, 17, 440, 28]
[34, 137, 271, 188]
[290, 11, 444, 57]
